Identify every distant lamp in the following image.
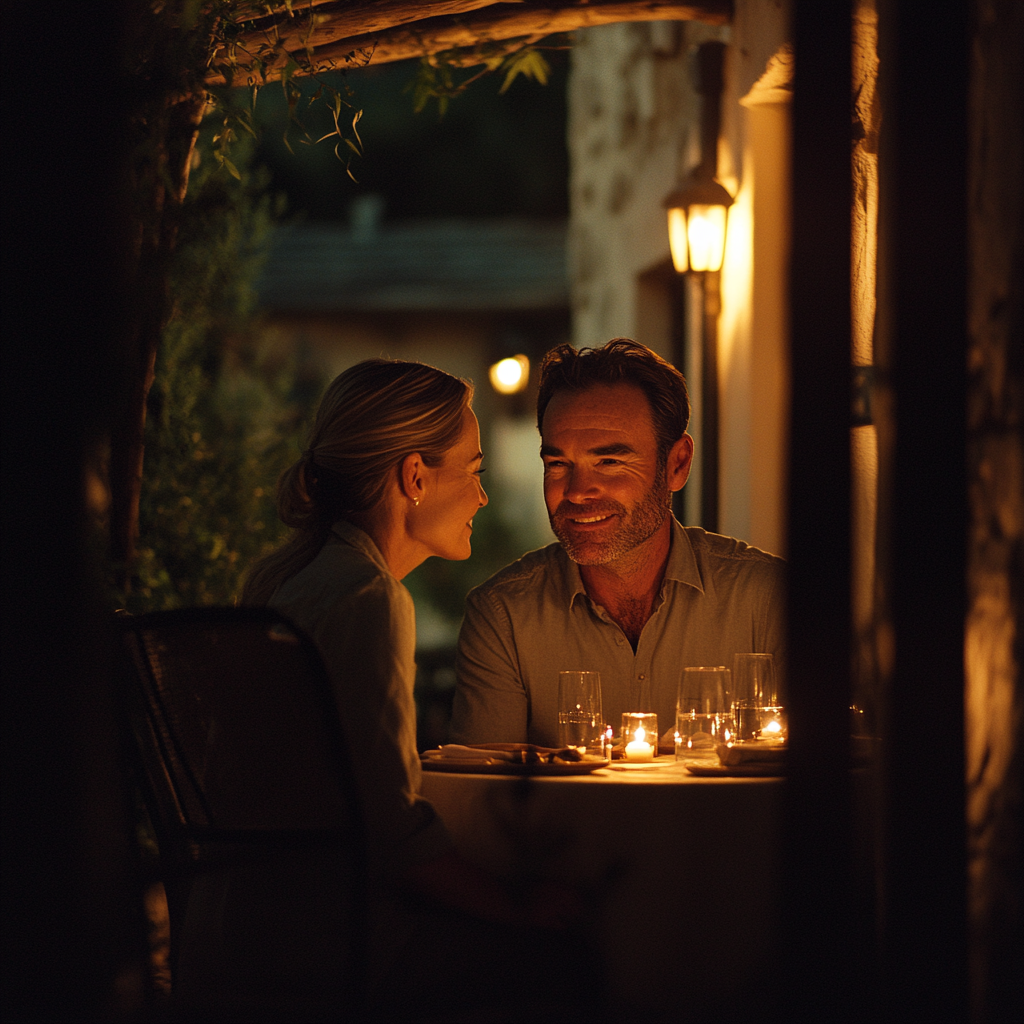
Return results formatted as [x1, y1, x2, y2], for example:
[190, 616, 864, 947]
[664, 175, 734, 273]
[489, 355, 530, 395]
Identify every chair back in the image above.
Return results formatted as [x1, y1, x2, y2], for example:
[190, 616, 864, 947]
[119, 606, 367, 1018]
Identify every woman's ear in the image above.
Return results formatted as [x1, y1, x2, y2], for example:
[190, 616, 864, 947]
[399, 453, 427, 505]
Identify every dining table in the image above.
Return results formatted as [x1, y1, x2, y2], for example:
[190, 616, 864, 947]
[420, 755, 784, 1019]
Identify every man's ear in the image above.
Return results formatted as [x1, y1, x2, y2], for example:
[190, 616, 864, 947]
[667, 434, 694, 492]
[399, 453, 427, 504]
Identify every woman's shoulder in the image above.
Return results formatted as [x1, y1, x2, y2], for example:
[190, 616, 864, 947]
[271, 537, 413, 634]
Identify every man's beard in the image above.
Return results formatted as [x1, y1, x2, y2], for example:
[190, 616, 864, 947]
[549, 468, 671, 566]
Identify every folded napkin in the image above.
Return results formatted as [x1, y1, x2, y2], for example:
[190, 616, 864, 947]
[716, 741, 787, 766]
[422, 744, 517, 762]
[422, 743, 586, 764]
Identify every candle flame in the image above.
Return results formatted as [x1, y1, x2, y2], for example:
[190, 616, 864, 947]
[634, 726, 646, 743]
[763, 720, 782, 736]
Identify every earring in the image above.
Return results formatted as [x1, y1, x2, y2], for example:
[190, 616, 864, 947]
[413, 498, 420, 508]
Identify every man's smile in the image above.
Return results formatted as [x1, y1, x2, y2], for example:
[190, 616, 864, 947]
[554, 502, 624, 530]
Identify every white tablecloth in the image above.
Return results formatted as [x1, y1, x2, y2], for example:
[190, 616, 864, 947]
[421, 757, 783, 1018]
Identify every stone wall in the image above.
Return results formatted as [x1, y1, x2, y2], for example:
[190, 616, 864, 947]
[966, 1, 1023, 1018]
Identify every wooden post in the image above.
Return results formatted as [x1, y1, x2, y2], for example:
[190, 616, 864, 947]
[876, 0, 968, 1017]
[783, 1, 856, 1018]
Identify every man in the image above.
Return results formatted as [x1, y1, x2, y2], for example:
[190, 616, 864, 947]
[450, 338, 785, 747]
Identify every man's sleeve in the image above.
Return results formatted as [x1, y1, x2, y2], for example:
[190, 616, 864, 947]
[449, 586, 529, 743]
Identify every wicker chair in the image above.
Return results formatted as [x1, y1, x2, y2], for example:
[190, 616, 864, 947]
[119, 606, 367, 1022]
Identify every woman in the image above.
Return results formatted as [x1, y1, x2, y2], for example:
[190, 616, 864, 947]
[234, 359, 580, 1019]
[243, 358, 486, 889]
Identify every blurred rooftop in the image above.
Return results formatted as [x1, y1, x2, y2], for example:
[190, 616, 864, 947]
[257, 217, 568, 313]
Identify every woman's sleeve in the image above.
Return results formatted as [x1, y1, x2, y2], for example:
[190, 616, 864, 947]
[307, 578, 451, 877]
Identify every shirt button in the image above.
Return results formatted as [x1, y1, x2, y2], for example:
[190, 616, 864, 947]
[638, 673, 646, 680]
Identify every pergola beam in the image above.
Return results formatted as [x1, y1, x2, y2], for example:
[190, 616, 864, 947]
[210, 1, 731, 85]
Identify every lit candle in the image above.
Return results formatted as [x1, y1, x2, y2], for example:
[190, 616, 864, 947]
[625, 725, 655, 762]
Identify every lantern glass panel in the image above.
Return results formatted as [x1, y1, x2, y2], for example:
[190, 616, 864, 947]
[686, 204, 728, 272]
[667, 207, 689, 273]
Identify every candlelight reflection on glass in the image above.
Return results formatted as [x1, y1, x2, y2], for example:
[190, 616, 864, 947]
[732, 653, 785, 742]
[621, 713, 658, 762]
[676, 666, 734, 760]
[558, 671, 604, 757]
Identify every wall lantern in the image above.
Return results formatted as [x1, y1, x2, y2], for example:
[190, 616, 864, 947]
[489, 354, 530, 395]
[664, 174, 734, 274]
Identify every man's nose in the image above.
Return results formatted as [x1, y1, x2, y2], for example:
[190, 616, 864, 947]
[477, 480, 489, 507]
[563, 465, 599, 503]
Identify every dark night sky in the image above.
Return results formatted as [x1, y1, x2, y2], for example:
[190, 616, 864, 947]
[248, 54, 570, 222]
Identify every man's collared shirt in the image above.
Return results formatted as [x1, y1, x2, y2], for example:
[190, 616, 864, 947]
[451, 519, 786, 747]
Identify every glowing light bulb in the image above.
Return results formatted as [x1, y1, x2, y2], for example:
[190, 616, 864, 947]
[489, 355, 529, 394]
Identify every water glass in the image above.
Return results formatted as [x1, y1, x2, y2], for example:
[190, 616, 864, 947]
[732, 653, 782, 741]
[676, 666, 733, 758]
[558, 671, 604, 755]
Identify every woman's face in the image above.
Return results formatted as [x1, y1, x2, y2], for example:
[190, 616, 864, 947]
[414, 405, 488, 561]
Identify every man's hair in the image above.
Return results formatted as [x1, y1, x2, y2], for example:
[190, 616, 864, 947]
[536, 338, 691, 465]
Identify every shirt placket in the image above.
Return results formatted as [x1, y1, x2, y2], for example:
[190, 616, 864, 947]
[631, 586, 668, 712]
[630, 654, 654, 710]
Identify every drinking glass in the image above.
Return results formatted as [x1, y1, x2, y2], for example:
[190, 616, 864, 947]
[732, 653, 781, 741]
[558, 671, 604, 756]
[676, 667, 733, 759]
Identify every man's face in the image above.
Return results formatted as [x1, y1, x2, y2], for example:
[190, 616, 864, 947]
[540, 383, 675, 566]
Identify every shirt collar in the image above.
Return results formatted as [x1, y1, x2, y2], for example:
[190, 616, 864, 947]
[665, 517, 704, 593]
[562, 515, 705, 608]
[330, 519, 392, 576]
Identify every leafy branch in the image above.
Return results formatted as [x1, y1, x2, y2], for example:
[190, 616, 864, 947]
[407, 39, 563, 116]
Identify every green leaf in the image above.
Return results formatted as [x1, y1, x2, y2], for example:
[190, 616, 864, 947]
[220, 156, 241, 180]
[499, 48, 550, 94]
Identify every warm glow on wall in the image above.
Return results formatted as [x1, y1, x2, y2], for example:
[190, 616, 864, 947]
[489, 355, 530, 394]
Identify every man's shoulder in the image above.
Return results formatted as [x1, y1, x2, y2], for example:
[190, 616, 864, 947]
[679, 526, 786, 592]
[683, 526, 785, 567]
[467, 542, 567, 604]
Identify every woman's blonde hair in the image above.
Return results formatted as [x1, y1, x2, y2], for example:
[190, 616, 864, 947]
[242, 359, 472, 604]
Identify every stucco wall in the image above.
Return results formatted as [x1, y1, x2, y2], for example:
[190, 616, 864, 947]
[567, 1, 791, 553]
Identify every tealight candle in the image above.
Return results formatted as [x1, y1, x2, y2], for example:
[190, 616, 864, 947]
[625, 726, 655, 762]
[621, 712, 658, 762]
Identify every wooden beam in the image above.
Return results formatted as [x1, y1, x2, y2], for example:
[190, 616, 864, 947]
[230, 2, 500, 57]
[209, 1, 731, 85]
